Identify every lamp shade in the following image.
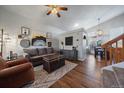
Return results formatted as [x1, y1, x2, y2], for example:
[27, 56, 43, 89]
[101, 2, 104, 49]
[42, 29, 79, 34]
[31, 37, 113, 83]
[83, 35, 86, 39]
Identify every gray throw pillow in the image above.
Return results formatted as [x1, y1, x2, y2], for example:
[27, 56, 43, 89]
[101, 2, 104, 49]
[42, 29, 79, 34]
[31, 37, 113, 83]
[46, 48, 53, 54]
[102, 69, 120, 88]
[23, 49, 38, 57]
[112, 66, 124, 88]
[38, 48, 46, 55]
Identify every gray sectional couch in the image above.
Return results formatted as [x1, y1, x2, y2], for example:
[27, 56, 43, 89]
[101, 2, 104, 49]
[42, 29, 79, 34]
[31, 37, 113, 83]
[23, 47, 58, 67]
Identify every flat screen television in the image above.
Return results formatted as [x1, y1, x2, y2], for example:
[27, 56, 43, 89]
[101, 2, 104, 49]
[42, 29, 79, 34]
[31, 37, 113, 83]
[65, 36, 73, 45]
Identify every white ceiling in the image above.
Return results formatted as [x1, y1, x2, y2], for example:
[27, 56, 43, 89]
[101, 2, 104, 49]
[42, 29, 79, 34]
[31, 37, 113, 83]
[1, 5, 124, 32]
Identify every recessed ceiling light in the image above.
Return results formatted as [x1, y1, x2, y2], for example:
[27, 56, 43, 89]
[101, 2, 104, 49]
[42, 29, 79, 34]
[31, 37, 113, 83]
[74, 23, 79, 27]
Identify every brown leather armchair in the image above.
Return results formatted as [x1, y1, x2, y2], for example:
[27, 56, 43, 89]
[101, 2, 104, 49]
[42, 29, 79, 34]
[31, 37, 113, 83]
[0, 58, 35, 88]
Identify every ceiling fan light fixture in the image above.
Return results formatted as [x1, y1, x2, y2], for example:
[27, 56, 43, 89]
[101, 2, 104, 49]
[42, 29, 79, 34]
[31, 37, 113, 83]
[46, 5, 68, 18]
[51, 8, 58, 14]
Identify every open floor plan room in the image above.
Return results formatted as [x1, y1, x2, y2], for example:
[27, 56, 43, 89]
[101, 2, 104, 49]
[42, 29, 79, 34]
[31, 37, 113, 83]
[0, 5, 124, 88]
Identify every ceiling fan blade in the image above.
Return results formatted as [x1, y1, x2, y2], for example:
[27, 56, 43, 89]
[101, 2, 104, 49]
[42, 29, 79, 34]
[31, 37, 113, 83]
[46, 10, 52, 15]
[45, 5, 53, 7]
[45, 5, 57, 8]
[57, 12, 61, 17]
[59, 7, 68, 11]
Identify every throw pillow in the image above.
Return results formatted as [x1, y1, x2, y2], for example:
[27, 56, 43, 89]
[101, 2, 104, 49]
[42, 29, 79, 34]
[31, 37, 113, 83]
[112, 66, 124, 88]
[46, 48, 53, 54]
[38, 48, 46, 55]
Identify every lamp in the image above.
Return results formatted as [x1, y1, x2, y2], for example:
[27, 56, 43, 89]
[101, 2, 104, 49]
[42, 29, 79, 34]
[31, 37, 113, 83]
[97, 18, 104, 36]
[83, 35, 86, 39]
[97, 29, 104, 36]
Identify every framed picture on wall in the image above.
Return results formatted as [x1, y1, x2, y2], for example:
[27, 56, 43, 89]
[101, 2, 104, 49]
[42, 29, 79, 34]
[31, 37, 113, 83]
[65, 36, 73, 46]
[21, 26, 30, 36]
[32, 36, 46, 46]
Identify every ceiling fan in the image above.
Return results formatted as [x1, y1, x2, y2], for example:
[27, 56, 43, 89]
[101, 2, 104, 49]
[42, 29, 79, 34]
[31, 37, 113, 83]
[46, 5, 68, 18]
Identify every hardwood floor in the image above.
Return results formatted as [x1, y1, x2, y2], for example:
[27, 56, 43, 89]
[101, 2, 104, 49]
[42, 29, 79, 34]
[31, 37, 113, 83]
[50, 55, 107, 88]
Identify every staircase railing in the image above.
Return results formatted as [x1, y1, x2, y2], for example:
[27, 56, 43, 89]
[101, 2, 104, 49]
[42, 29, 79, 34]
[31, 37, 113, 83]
[101, 33, 124, 65]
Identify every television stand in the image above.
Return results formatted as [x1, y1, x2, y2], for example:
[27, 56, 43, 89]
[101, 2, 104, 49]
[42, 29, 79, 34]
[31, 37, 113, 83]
[60, 49, 78, 61]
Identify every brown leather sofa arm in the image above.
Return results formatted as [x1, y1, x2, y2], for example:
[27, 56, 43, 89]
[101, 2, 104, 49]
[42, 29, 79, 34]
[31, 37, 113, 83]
[0, 63, 33, 78]
[6, 58, 29, 67]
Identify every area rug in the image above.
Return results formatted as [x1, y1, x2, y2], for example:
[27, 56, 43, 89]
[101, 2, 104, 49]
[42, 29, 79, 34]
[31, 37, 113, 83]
[23, 60, 77, 88]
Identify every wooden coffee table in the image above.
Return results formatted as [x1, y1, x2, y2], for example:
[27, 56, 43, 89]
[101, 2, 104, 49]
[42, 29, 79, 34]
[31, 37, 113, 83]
[42, 54, 65, 73]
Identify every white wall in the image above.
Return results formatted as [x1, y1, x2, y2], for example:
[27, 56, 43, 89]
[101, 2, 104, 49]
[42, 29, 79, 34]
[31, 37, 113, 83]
[0, 7, 63, 59]
[52, 38, 59, 51]
[58, 29, 87, 61]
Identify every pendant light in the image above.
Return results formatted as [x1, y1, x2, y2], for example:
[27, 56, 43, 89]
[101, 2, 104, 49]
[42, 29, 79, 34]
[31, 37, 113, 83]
[97, 18, 104, 36]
